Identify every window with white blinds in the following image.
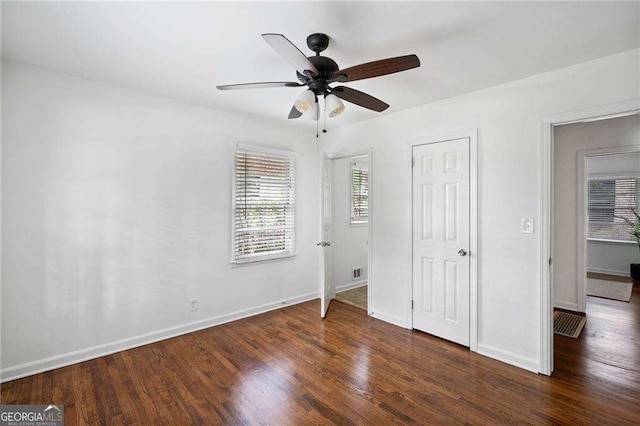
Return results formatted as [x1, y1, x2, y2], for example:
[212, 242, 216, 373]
[587, 176, 639, 241]
[351, 163, 369, 224]
[232, 145, 296, 263]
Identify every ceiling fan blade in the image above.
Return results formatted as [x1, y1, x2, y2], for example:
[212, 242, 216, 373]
[217, 81, 302, 91]
[332, 54, 420, 82]
[331, 86, 389, 112]
[262, 33, 318, 77]
[288, 105, 302, 119]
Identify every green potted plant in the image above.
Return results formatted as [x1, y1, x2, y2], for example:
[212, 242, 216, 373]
[621, 209, 640, 282]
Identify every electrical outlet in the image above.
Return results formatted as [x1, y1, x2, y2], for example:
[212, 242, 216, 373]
[522, 218, 534, 234]
[189, 298, 199, 312]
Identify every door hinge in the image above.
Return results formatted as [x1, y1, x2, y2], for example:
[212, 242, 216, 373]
[411, 300, 414, 309]
[411, 157, 415, 168]
[549, 257, 552, 266]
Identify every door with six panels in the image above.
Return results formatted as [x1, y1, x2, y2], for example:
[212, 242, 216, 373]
[412, 138, 470, 346]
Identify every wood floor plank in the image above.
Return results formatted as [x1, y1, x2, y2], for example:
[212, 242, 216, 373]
[2, 287, 639, 424]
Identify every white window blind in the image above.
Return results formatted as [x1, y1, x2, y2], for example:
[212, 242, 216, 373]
[588, 177, 639, 241]
[233, 145, 296, 263]
[351, 163, 369, 224]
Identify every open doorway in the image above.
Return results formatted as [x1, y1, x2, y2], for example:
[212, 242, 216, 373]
[332, 155, 369, 310]
[551, 113, 640, 375]
[319, 150, 372, 317]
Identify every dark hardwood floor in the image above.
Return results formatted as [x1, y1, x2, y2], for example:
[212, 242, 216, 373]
[554, 280, 640, 403]
[2, 294, 639, 424]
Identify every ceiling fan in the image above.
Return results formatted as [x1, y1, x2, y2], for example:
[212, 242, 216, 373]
[216, 33, 420, 122]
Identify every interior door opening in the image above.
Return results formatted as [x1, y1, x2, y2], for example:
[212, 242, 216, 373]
[320, 150, 372, 318]
[551, 113, 640, 376]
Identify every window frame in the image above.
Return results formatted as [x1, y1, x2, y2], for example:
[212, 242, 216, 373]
[586, 172, 640, 243]
[230, 143, 297, 265]
[350, 161, 369, 226]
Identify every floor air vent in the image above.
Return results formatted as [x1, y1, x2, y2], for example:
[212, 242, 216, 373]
[553, 311, 586, 338]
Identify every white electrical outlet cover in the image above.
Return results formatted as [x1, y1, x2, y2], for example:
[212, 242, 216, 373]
[190, 298, 198, 311]
[522, 218, 534, 234]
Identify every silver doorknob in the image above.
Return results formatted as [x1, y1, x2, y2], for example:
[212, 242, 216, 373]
[458, 249, 467, 256]
[316, 241, 331, 247]
[316, 242, 323, 246]
[325, 242, 331, 247]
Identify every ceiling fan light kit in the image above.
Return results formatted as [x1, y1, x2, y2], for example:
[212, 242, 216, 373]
[294, 89, 316, 114]
[217, 32, 420, 135]
[324, 93, 345, 117]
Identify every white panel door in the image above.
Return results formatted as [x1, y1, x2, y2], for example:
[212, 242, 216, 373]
[412, 138, 470, 346]
[320, 155, 334, 317]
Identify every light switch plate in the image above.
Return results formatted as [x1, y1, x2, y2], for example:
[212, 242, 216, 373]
[522, 218, 534, 234]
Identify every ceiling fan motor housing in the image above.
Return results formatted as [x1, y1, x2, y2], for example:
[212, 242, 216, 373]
[296, 56, 339, 95]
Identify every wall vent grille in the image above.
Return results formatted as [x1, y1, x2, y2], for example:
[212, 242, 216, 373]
[352, 267, 364, 281]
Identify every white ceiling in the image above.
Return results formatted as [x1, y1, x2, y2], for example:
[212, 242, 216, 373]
[2, 2, 638, 128]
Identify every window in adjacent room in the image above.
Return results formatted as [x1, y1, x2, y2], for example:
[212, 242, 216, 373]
[587, 176, 639, 242]
[350, 162, 369, 224]
[232, 144, 296, 264]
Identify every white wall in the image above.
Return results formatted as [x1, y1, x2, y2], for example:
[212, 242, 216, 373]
[587, 240, 638, 277]
[585, 152, 640, 277]
[554, 116, 640, 310]
[1, 61, 319, 381]
[322, 49, 639, 372]
[331, 156, 368, 290]
[588, 151, 640, 175]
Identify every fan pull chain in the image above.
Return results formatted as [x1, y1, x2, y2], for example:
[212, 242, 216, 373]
[316, 97, 319, 138]
[323, 103, 327, 134]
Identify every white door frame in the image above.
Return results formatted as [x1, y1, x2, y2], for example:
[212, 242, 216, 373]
[539, 99, 640, 376]
[408, 129, 478, 352]
[320, 148, 374, 315]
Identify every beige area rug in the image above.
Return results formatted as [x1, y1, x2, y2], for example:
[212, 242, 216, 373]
[335, 285, 367, 310]
[554, 311, 586, 338]
[587, 278, 633, 302]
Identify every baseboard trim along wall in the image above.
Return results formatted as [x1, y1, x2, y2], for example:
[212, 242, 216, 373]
[477, 343, 540, 374]
[370, 313, 542, 374]
[587, 267, 630, 277]
[0, 291, 319, 383]
[335, 280, 367, 293]
[371, 309, 409, 329]
[554, 300, 579, 312]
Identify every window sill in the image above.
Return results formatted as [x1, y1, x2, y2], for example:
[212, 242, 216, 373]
[350, 221, 369, 228]
[231, 253, 296, 267]
[587, 238, 637, 245]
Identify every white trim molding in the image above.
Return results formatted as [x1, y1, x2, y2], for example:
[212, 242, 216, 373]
[539, 99, 640, 376]
[586, 267, 631, 277]
[553, 300, 579, 312]
[370, 309, 409, 329]
[587, 238, 638, 245]
[0, 291, 319, 383]
[336, 280, 368, 293]
[477, 344, 540, 374]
